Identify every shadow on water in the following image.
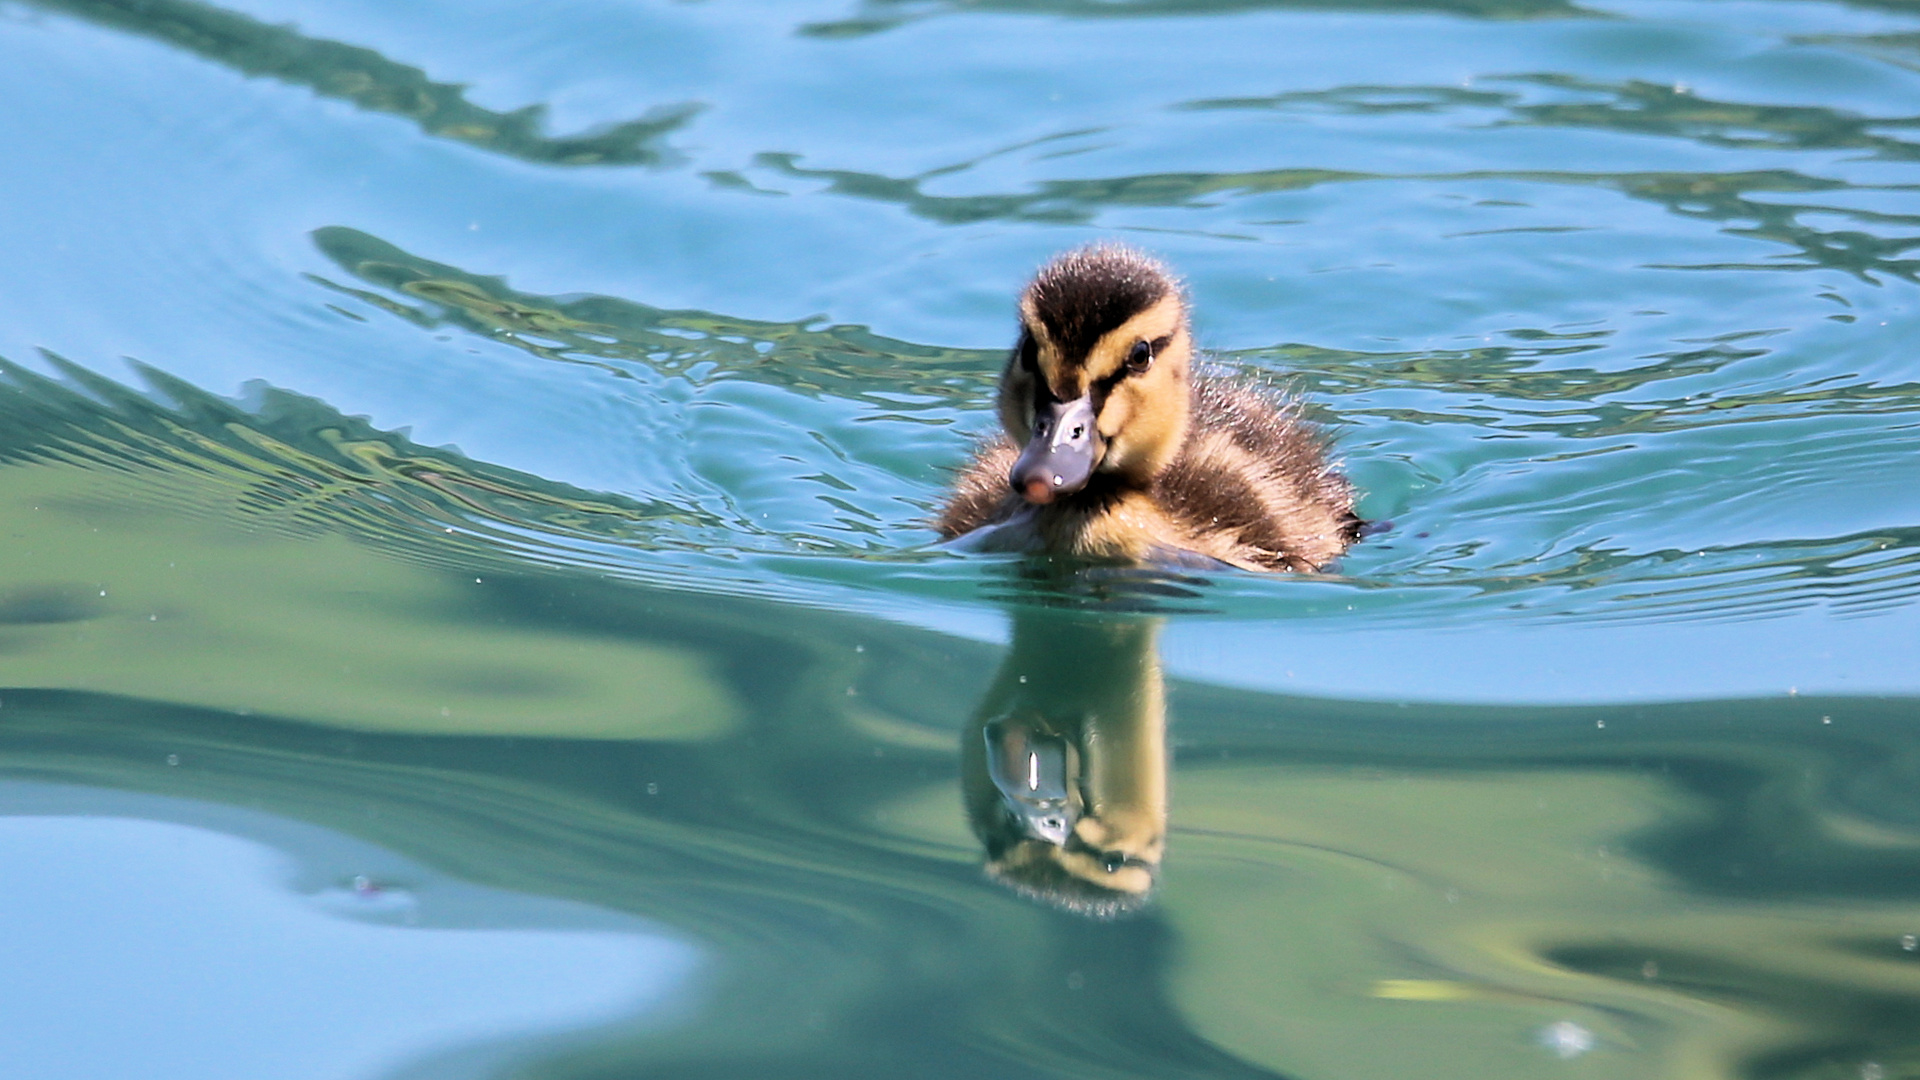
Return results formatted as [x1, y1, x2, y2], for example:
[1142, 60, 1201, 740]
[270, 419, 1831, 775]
[18, 0, 701, 166]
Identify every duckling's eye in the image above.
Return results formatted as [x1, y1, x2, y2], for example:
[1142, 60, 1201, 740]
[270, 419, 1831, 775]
[1125, 341, 1153, 374]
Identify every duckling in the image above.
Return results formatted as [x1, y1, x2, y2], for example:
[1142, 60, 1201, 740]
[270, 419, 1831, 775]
[938, 245, 1360, 571]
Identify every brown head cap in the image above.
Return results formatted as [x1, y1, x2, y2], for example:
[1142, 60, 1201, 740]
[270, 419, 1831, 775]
[1023, 246, 1180, 368]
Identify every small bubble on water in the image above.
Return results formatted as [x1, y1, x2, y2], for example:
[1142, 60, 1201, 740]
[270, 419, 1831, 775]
[314, 874, 417, 916]
[854, 644, 864, 653]
[1862, 1063, 1884, 1080]
[1444, 888, 1460, 904]
[1596, 720, 1605, 729]
[1641, 960, 1659, 979]
[1538, 1020, 1594, 1059]
[1018, 675, 1027, 684]
[1823, 716, 1833, 725]
[1902, 934, 1917, 952]
[646, 783, 659, 795]
[165, 754, 179, 766]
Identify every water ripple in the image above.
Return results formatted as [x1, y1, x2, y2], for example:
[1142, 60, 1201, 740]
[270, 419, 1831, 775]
[289, 226, 1920, 626]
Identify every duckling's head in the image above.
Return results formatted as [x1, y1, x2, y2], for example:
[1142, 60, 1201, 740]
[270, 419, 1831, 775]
[999, 245, 1192, 505]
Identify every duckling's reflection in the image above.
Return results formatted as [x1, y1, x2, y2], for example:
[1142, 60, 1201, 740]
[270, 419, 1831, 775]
[963, 609, 1166, 918]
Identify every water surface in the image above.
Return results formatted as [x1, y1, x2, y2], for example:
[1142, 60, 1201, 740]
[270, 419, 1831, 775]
[3, 0, 1920, 1076]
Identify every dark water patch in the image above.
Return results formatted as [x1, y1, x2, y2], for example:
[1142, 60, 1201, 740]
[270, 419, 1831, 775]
[1181, 84, 1517, 115]
[0, 585, 99, 625]
[21, 0, 700, 166]
[311, 226, 998, 411]
[1802, 29, 1920, 75]
[752, 147, 1920, 282]
[798, 0, 1591, 39]
[1493, 74, 1920, 161]
[753, 151, 1373, 226]
[1194, 74, 1920, 161]
[1269, 337, 1920, 436]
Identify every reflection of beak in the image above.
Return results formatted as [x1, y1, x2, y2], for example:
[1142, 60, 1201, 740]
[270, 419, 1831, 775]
[1011, 396, 1100, 505]
[984, 718, 1080, 846]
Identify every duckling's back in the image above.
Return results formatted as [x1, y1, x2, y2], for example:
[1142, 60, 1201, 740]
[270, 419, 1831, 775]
[1153, 378, 1359, 571]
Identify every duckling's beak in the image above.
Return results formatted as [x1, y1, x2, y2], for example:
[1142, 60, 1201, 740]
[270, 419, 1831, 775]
[1011, 395, 1101, 504]
[984, 718, 1080, 847]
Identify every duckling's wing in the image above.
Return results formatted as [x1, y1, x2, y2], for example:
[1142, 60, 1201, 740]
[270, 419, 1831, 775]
[937, 438, 1022, 539]
[1142, 543, 1239, 572]
[943, 511, 1041, 554]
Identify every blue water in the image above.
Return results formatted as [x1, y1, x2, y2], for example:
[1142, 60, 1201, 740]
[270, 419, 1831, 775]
[4, 0, 1920, 1076]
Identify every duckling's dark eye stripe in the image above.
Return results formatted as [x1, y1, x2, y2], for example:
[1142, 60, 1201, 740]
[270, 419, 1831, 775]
[1093, 355, 1139, 403]
[1015, 332, 1038, 372]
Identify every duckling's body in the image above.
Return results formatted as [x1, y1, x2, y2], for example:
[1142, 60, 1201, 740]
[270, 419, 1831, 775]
[938, 246, 1359, 572]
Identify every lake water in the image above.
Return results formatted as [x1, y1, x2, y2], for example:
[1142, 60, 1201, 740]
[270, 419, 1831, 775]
[4, 0, 1920, 1076]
